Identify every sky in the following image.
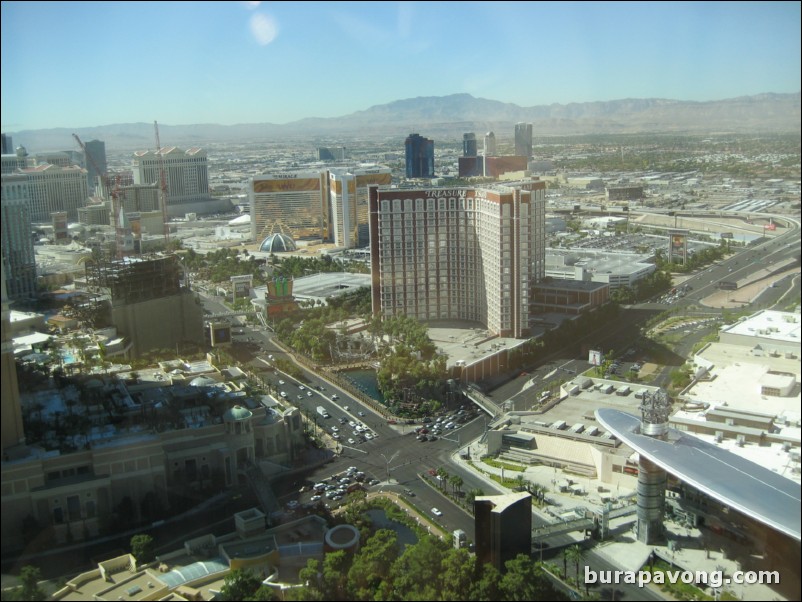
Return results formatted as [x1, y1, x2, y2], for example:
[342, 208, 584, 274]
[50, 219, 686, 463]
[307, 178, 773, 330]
[1, 1, 800, 131]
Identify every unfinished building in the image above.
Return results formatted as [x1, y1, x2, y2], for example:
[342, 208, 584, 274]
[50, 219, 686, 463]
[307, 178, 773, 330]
[85, 254, 204, 357]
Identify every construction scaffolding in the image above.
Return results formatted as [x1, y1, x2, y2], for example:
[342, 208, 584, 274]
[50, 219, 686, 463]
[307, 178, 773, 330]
[85, 254, 183, 305]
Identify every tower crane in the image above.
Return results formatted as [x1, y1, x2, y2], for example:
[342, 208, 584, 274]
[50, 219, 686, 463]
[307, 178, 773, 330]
[153, 121, 170, 243]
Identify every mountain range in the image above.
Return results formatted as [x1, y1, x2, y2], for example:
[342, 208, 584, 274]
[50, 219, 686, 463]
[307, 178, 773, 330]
[8, 92, 801, 152]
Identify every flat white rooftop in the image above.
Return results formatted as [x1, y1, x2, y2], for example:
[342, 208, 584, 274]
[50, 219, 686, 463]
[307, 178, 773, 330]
[722, 309, 801, 344]
[427, 322, 520, 368]
[688, 342, 801, 423]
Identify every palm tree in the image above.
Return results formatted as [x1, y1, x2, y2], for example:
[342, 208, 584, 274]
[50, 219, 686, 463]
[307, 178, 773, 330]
[565, 544, 584, 582]
[436, 467, 448, 489]
[529, 483, 548, 504]
[450, 475, 463, 495]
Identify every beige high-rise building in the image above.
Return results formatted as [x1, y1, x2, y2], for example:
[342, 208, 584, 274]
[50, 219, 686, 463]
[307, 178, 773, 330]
[328, 166, 391, 249]
[484, 131, 496, 156]
[19, 164, 88, 221]
[369, 179, 546, 338]
[133, 147, 221, 217]
[250, 170, 328, 243]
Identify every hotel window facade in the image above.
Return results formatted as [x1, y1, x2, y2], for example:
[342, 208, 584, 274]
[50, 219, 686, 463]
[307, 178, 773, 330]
[369, 180, 546, 338]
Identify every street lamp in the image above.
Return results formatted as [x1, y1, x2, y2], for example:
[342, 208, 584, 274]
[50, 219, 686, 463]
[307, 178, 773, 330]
[380, 450, 400, 483]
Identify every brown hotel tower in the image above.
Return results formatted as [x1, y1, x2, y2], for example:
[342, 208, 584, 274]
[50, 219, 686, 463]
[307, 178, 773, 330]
[368, 180, 545, 338]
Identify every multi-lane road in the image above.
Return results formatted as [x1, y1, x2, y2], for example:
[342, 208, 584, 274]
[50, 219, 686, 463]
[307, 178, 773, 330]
[196, 218, 797, 600]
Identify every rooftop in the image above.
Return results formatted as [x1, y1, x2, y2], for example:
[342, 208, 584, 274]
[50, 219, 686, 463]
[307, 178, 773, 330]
[426, 321, 521, 369]
[475, 491, 532, 513]
[597, 408, 802, 542]
[688, 342, 801, 423]
[722, 309, 801, 343]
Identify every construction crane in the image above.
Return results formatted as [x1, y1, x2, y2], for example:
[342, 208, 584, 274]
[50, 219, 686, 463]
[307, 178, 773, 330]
[73, 133, 124, 251]
[153, 120, 170, 243]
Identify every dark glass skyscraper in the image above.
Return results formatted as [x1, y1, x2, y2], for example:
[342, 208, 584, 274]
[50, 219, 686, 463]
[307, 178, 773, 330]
[463, 132, 477, 157]
[514, 122, 532, 158]
[84, 139, 107, 194]
[0, 134, 12, 155]
[404, 133, 434, 178]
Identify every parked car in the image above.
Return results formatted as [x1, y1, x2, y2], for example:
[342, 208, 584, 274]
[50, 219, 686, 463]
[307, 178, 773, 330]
[431, 508, 443, 517]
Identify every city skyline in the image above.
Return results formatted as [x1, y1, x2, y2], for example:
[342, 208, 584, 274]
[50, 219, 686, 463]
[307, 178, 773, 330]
[2, 1, 800, 131]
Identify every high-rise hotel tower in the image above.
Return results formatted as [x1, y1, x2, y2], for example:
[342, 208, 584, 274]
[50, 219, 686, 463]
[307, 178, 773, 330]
[250, 170, 328, 242]
[514, 122, 533, 158]
[328, 166, 391, 248]
[369, 180, 546, 338]
[404, 133, 435, 178]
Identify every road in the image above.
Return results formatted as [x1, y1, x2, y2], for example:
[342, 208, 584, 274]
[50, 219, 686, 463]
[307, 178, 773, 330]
[192, 220, 798, 600]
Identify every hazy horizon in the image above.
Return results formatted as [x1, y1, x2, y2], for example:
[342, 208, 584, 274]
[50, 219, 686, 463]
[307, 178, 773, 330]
[2, 1, 800, 131]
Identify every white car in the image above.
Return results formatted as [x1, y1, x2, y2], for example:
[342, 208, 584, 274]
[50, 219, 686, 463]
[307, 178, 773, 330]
[278, 380, 285, 385]
[431, 508, 443, 517]
[347, 438, 356, 445]
[298, 385, 305, 390]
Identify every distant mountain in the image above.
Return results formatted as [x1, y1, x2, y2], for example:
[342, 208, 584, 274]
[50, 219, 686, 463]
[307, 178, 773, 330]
[9, 92, 800, 152]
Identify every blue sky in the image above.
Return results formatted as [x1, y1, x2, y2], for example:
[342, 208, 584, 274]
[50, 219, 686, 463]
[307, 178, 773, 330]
[2, 1, 800, 131]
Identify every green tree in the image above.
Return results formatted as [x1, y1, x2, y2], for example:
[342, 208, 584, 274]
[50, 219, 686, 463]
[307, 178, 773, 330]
[130, 533, 155, 564]
[565, 544, 585, 580]
[501, 554, 566, 601]
[471, 562, 502, 601]
[347, 529, 399, 601]
[388, 535, 447, 600]
[466, 488, 485, 506]
[220, 568, 262, 601]
[436, 467, 449, 490]
[298, 551, 352, 601]
[250, 585, 279, 600]
[15, 565, 47, 601]
[440, 548, 479, 600]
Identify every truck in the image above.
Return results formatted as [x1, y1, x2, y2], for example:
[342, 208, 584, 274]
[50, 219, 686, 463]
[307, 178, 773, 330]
[317, 406, 330, 419]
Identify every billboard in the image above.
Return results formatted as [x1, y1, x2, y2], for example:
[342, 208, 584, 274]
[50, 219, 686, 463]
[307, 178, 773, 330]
[668, 229, 688, 265]
[253, 176, 321, 193]
[230, 274, 253, 297]
[355, 171, 391, 187]
[589, 350, 603, 366]
[209, 322, 231, 347]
